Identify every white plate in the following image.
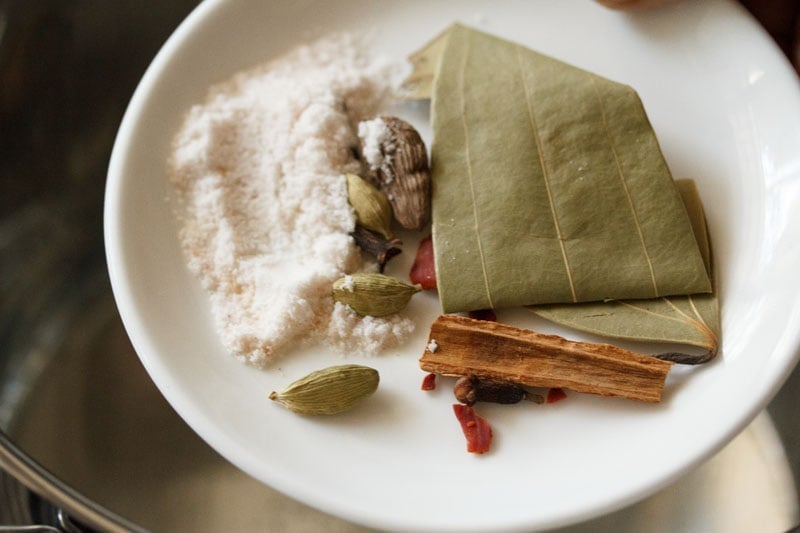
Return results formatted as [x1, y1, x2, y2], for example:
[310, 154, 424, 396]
[104, 1, 800, 531]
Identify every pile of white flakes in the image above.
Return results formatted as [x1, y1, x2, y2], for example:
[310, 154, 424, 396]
[168, 34, 414, 366]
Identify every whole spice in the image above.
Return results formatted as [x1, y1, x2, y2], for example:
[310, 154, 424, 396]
[269, 364, 379, 415]
[530, 180, 720, 364]
[467, 309, 497, 322]
[332, 273, 420, 317]
[409, 234, 436, 289]
[453, 375, 526, 406]
[350, 224, 402, 273]
[359, 116, 431, 230]
[345, 173, 393, 239]
[452, 404, 493, 454]
[426, 25, 711, 315]
[400, 26, 450, 99]
[420, 315, 673, 403]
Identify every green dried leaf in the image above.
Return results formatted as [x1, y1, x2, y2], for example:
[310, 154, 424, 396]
[531, 180, 720, 356]
[400, 27, 451, 99]
[427, 25, 711, 313]
[533, 296, 719, 353]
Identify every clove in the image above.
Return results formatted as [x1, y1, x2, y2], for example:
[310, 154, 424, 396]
[454, 375, 526, 406]
[350, 224, 402, 273]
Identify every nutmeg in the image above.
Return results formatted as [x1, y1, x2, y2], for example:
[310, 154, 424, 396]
[358, 116, 431, 230]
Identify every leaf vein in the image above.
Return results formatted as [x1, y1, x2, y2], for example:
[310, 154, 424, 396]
[661, 297, 714, 349]
[617, 298, 688, 325]
[460, 37, 494, 308]
[589, 75, 659, 297]
[687, 295, 718, 350]
[516, 45, 577, 302]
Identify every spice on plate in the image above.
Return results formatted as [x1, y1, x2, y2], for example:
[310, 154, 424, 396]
[530, 179, 720, 362]
[467, 309, 496, 322]
[419, 24, 712, 314]
[269, 364, 379, 415]
[453, 375, 526, 406]
[420, 315, 673, 403]
[453, 404, 493, 454]
[346, 173, 394, 239]
[350, 225, 402, 273]
[358, 116, 431, 230]
[332, 273, 420, 317]
[168, 33, 413, 365]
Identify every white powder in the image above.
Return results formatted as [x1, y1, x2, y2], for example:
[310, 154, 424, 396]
[169, 34, 413, 366]
[341, 275, 355, 292]
[426, 339, 439, 353]
[358, 117, 396, 182]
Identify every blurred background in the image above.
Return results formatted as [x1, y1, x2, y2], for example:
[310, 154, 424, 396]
[0, 1, 798, 531]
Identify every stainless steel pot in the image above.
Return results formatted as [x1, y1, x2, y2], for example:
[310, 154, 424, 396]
[0, 2, 798, 531]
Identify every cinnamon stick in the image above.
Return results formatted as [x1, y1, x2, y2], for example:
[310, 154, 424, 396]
[420, 315, 673, 403]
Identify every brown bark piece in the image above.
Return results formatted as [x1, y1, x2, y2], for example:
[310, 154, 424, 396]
[419, 315, 673, 403]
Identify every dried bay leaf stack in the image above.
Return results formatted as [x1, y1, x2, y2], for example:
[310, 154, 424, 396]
[418, 25, 711, 313]
[531, 179, 720, 361]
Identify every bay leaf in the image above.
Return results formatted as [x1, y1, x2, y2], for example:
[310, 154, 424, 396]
[531, 179, 720, 357]
[401, 27, 451, 99]
[428, 25, 712, 313]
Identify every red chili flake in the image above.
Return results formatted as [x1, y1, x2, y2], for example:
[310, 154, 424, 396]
[546, 387, 568, 403]
[421, 372, 437, 391]
[468, 309, 497, 321]
[452, 404, 493, 454]
[409, 235, 436, 289]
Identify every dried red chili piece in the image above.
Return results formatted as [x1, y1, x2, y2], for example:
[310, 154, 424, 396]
[421, 372, 437, 391]
[452, 404, 493, 454]
[546, 387, 568, 403]
[468, 309, 497, 321]
[409, 234, 436, 289]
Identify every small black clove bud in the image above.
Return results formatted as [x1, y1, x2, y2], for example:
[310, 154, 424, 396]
[351, 224, 402, 273]
[453, 375, 526, 406]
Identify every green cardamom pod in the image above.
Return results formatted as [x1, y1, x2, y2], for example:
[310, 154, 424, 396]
[345, 173, 393, 239]
[333, 273, 420, 317]
[269, 364, 379, 415]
